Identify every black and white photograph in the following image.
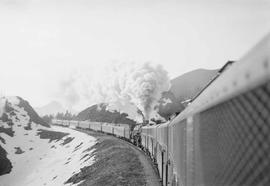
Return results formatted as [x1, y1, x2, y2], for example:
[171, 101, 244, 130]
[0, 0, 270, 186]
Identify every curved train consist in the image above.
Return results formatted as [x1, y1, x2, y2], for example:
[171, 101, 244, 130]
[52, 120, 131, 140]
[52, 34, 270, 186]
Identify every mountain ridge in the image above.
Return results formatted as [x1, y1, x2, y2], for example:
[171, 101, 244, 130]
[76, 103, 137, 126]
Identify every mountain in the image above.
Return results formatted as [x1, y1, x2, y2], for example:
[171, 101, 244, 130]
[0, 96, 97, 186]
[76, 103, 136, 127]
[170, 69, 218, 102]
[35, 101, 66, 116]
[157, 91, 185, 120]
[157, 68, 218, 119]
[1, 97, 49, 129]
[0, 96, 49, 176]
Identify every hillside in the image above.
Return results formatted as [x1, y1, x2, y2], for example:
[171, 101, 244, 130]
[170, 69, 218, 102]
[76, 103, 136, 126]
[157, 68, 218, 119]
[0, 96, 97, 186]
[157, 91, 185, 120]
[0, 96, 49, 176]
[1, 96, 49, 129]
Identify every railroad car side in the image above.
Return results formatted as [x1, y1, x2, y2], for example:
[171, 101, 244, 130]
[156, 122, 169, 186]
[78, 121, 90, 129]
[167, 33, 270, 186]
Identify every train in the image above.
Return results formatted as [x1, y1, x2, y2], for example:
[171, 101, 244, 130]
[52, 33, 270, 186]
[52, 120, 132, 140]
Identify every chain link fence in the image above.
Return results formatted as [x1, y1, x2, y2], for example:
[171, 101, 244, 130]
[196, 81, 270, 186]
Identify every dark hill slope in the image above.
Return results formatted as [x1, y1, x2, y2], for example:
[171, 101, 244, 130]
[17, 97, 49, 128]
[158, 91, 185, 120]
[157, 68, 218, 119]
[170, 69, 218, 102]
[76, 104, 136, 126]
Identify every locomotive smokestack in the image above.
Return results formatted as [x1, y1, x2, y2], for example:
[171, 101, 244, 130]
[141, 115, 149, 126]
[137, 109, 148, 125]
[141, 113, 149, 126]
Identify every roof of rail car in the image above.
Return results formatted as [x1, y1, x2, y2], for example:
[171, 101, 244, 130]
[141, 125, 157, 129]
[169, 33, 270, 126]
[156, 122, 170, 129]
[191, 60, 234, 102]
[141, 121, 170, 129]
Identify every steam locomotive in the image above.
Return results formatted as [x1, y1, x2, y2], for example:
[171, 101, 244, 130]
[52, 33, 270, 186]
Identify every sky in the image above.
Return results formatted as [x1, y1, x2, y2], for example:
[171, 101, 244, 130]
[0, 0, 269, 109]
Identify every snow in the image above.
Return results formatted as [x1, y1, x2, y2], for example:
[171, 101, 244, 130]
[6, 96, 20, 105]
[0, 97, 97, 186]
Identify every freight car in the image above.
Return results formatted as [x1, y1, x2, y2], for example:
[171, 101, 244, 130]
[51, 119, 132, 140]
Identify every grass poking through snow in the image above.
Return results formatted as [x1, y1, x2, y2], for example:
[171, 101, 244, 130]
[65, 130, 146, 186]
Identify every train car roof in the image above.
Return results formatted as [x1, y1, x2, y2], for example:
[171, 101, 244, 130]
[141, 121, 170, 129]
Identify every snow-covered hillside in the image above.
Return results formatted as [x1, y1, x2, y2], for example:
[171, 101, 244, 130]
[0, 97, 96, 186]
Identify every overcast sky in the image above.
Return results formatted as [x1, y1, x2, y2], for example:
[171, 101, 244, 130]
[0, 0, 269, 108]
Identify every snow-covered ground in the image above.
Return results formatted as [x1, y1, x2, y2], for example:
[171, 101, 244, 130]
[0, 97, 96, 186]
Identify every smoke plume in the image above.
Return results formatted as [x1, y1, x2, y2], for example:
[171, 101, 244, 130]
[58, 62, 171, 122]
[57, 69, 95, 111]
[95, 62, 171, 121]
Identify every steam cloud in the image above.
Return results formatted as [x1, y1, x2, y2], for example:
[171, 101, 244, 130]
[96, 62, 171, 121]
[59, 75, 80, 109]
[59, 62, 171, 122]
[57, 70, 94, 112]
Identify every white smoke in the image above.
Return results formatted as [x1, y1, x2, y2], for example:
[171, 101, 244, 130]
[58, 62, 171, 122]
[57, 69, 95, 111]
[59, 75, 80, 109]
[95, 62, 171, 121]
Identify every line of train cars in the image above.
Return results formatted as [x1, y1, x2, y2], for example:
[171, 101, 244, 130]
[52, 120, 131, 139]
[52, 34, 270, 186]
